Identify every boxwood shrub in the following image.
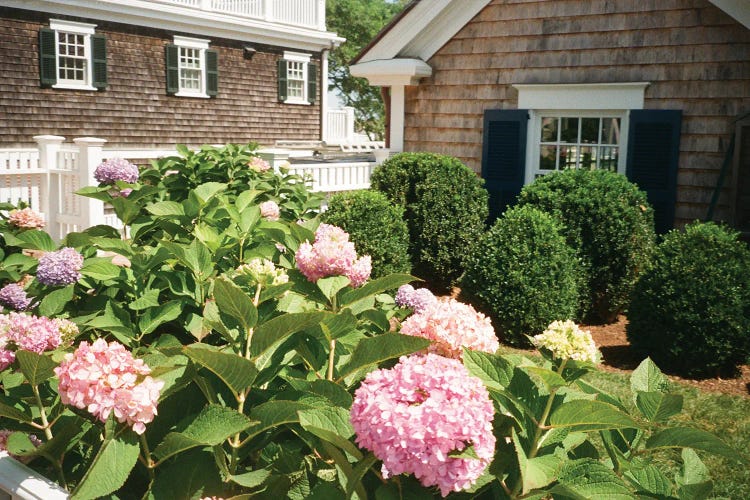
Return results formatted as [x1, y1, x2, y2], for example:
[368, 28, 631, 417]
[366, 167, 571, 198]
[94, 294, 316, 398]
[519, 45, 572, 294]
[321, 190, 411, 278]
[627, 222, 750, 378]
[461, 205, 584, 346]
[370, 152, 489, 291]
[517, 169, 655, 323]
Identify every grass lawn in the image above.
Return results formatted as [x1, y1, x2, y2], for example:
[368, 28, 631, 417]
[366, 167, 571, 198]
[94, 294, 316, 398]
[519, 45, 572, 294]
[582, 369, 750, 499]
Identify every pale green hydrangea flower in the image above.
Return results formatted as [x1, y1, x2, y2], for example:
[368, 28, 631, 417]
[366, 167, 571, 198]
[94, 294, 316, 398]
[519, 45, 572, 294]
[531, 320, 600, 363]
[54, 318, 79, 347]
[236, 258, 289, 287]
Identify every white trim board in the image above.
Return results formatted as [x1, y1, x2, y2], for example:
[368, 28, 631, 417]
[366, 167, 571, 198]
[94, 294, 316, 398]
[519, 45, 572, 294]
[6, 0, 343, 51]
[514, 83, 649, 110]
[350, 58, 432, 86]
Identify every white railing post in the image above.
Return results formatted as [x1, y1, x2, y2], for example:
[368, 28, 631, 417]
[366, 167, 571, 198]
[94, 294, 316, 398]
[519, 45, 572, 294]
[73, 137, 108, 230]
[264, 0, 274, 22]
[344, 106, 356, 144]
[33, 135, 65, 233]
[317, 0, 326, 30]
[200, 0, 211, 11]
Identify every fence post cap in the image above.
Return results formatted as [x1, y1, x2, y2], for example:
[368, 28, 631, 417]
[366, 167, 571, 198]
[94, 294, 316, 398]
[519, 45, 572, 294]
[33, 135, 66, 144]
[73, 137, 108, 146]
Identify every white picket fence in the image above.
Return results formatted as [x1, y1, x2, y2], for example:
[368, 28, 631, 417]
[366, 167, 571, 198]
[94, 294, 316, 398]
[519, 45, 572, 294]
[0, 137, 379, 241]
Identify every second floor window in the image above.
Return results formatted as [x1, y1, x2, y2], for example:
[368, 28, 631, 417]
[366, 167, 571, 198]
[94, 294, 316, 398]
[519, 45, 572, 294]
[278, 51, 317, 105]
[166, 36, 218, 98]
[39, 19, 107, 91]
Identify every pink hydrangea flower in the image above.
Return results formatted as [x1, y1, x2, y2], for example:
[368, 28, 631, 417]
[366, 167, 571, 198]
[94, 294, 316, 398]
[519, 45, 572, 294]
[295, 223, 371, 287]
[350, 354, 496, 497]
[0, 313, 63, 370]
[0, 430, 42, 462]
[260, 200, 280, 221]
[36, 247, 84, 286]
[395, 285, 438, 313]
[248, 157, 270, 172]
[54, 339, 163, 434]
[7, 208, 45, 229]
[400, 298, 499, 359]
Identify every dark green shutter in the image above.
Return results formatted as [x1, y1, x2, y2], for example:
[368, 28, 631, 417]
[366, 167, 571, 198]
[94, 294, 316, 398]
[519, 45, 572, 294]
[626, 109, 682, 234]
[278, 59, 287, 102]
[165, 44, 179, 95]
[206, 49, 218, 97]
[481, 109, 529, 222]
[39, 28, 57, 87]
[91, 34, 107, 90]
[307, 62, 317, 104]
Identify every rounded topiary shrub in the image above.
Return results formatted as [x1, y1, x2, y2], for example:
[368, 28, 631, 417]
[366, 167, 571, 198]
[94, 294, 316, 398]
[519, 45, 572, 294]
[460, 205, 584, 346]
[321, 190, 411, 278]
[370, 152, 489, 292]
[627, 222, 750, 378]
[517, 169, 655, 323]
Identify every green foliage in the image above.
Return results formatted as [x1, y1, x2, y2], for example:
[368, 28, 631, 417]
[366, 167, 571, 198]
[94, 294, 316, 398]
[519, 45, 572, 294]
[370, 152, 489, 291]
[322, 190, 411, 278]
[326, 0, 407, 139]
[461, 206, 583, 346]
[627, 222, 750, 377]
[517, 169, 656, 323]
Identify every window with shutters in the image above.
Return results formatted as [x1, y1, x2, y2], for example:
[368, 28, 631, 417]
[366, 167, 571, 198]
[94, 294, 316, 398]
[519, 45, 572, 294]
[279, 51, 316, 105]
[169, 36, 217, 98]
[45, 19, 102, 91]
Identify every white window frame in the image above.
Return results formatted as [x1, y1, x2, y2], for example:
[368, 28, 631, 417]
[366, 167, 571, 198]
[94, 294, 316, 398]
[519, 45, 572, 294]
[513, 82, 649, 185]
[174, 35, 210, 99]
[49, 19, 97, 91]
[283, 51, 311, 105]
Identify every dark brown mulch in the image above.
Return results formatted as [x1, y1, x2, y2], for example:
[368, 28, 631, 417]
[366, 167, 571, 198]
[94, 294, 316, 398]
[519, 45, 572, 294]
[584, 315, 750, 398]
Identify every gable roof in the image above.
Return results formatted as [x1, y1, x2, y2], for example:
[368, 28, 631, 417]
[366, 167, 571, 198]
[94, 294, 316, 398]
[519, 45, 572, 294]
[354, 0, 749, 66]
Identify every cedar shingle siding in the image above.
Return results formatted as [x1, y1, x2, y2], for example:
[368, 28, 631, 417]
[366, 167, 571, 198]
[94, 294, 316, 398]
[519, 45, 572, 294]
[403, 0, 750, 226]
[0, 8, 321, 148]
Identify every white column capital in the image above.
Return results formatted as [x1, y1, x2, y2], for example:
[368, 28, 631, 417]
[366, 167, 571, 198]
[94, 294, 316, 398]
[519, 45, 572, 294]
[33, 135, 66, 145]
[73, 137, 108, 147]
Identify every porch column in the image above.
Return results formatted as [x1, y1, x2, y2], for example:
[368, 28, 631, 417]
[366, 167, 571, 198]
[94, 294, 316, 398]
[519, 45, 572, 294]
[321, 49, 329, 143]
[33, 135, 65, 231]
[390, 85, 405, 152]
[73, 137, 108, 229]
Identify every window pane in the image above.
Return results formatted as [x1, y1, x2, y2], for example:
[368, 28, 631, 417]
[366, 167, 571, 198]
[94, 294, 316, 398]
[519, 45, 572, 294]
[560, 145, 577, 169]
[579, 146, 596, 170]
[601, 118, 621, 145]
[540, 117, 558, 142]
[539, 145, 557, 170]
[599, 146, 619, 172]
[560, 117, 579, 143]
[581, 118, 599, 144]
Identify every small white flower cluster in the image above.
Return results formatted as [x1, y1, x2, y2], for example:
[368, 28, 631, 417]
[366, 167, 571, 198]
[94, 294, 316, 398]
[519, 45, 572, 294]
[531, 320, 600, 363]
[236, 258, 289, 287]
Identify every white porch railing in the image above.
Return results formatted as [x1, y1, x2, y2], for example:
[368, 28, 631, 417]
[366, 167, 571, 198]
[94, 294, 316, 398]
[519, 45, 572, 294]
[0, 453, 69, 500]
[152, 0, 326, 30]
[324, 107, 356, 146]
[0, 138, 378, 241]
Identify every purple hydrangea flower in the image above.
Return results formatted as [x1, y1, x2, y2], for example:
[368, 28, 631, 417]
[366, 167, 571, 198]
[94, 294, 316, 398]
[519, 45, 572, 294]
[395, 284, 438, 313]
[0, 284, 31, 311]
[36, 248, 84, 286]
[94, 158, 139, 185]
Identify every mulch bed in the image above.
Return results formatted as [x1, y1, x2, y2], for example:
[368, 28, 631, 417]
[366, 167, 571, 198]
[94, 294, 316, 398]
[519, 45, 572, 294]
[584, 315, 750, 398]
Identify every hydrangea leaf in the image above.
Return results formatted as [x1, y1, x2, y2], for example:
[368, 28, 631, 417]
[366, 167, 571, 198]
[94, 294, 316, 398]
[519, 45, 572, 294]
[239, 205, 261, 233]
[184, 344, 258, 395]
[298, 406, 362, 460]
[127, 288, 161, 311]
[243, 400, 313, 442]
[631, 357, 670, 394]
[147, 449, 224, 500]
[635, 391, 683, 422]
[317, 275, 351, 302]
[16, 350, 57, 386]
[213, 276, 257, 331]
[230, 468, 272, 488]
[624, 464, 673, 497]
[549, 400, 638, 432]
[71, 419, 140, 500]
[646, 427, 743, 461]
[512, 428, 562, 494]
[236, 189, 262, 213]
[463, 349, 515, 391]
[250, 311, 330, 359]
[550, 458, 633, 499]
[520, 365, 568, 392]
[677, 448, 713, 500]
[10, 229, 57, 251]
[80, 258, 123, 282]
[38, 285, 75, 316]
[339, 273, 414, 307]
[191, 182, 227, 205]
[146, 200, 185, 217]
[138, 300, 183, 336]
[0, 401, 33, 423]
[337, 333, 430, 381]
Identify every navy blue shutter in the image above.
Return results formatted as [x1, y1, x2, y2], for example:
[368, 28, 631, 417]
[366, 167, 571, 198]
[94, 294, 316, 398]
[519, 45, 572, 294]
[39, 28, 57, 87]
[91, 34, 107, 89]
[626, 110, 682, 234]
[481, 109, 529, 222]
[165, 44, 179, 95]
[278, 59, 288, 102]
[307, 62, 317, 104]
[205, 49, 218, 97]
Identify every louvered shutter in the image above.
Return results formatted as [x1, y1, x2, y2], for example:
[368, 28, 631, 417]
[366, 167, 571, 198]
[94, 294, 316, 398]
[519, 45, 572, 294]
[278, 59, 288, 102]
[91, 34, 107, 90]
[626, 110, 682, 234]
[165, 44, 179, 95]
[39, 28, 57, 87]
[205, 49, 218, 97]
[307, 62, 317, 104]
[481, 109, 529, 222]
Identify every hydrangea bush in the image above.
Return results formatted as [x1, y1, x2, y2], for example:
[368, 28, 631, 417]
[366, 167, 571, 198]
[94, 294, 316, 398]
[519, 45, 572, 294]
[0, 144, 742, 499]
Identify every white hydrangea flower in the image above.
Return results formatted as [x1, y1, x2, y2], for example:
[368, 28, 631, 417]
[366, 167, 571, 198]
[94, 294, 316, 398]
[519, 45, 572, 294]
[531, 320, 600, 363]
[236, 258, 289, 286]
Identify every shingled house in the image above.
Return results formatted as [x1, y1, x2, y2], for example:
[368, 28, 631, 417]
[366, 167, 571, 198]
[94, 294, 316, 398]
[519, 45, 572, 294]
[351, 0, 750, 234]
[1, 0, 341, 149]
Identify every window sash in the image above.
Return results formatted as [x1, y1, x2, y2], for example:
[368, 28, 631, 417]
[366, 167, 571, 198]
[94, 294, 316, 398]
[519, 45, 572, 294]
[285, 59, 307, 102]
[56, 31, 91, 85]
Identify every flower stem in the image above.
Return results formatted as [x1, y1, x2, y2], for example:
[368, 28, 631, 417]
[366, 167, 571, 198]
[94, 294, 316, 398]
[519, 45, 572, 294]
[327, 339, 336, 381]
[31, 384, 53, 441]
[139, 433, 155, 482]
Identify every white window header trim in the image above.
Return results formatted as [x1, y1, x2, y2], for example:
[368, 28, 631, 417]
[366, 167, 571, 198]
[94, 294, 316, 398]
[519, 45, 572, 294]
[49, 19, 96, 35]
[283, 51, 311, 63]
[514, 82, 649, 110]
[173, 35, 210, 49]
